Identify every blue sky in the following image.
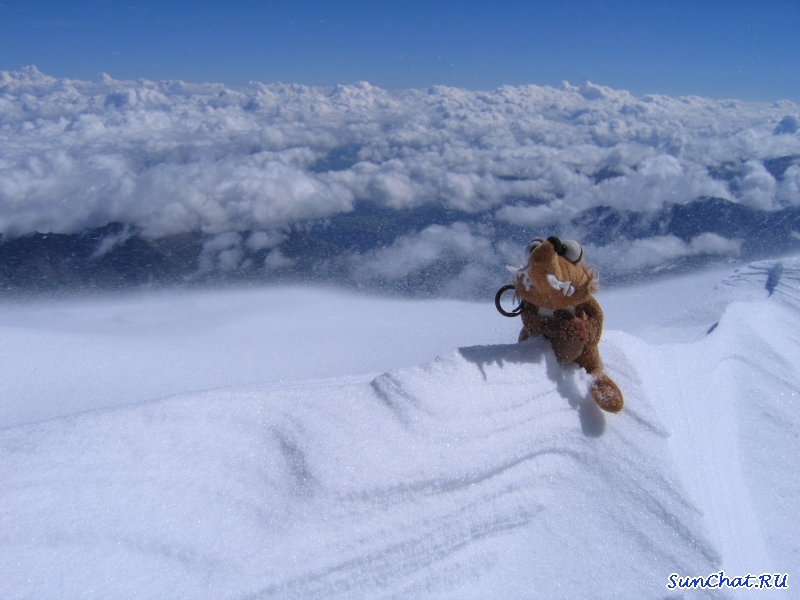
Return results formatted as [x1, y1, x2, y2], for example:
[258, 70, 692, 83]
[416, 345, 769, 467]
[1, 0, 799, 102]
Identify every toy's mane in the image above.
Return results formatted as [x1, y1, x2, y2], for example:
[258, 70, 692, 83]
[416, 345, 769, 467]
[583, 264, 599, 293]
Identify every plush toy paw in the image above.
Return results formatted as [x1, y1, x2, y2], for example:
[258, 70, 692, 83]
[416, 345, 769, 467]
[590, 372, 624, 413]
[543, 315, 589, 343]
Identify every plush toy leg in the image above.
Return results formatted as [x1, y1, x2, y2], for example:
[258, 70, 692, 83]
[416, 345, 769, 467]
[588, 370, 624, 413]
[575, 345, 624, 413]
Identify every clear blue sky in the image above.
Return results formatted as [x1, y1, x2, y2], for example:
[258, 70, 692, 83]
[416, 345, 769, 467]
[1, 0, 798, 102]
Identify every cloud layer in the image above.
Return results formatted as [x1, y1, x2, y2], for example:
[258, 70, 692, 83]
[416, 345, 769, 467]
[1, 67, 799, 293]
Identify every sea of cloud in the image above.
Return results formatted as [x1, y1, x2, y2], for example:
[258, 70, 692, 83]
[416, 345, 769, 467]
[1, 66, 799, 291]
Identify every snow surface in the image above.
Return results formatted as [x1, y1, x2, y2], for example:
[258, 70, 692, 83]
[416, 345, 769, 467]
[0, 289, 520, 427]
[1, 261, 799, 598]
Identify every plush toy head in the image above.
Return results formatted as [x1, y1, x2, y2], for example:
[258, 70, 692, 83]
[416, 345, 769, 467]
[513, 236, 597, 310]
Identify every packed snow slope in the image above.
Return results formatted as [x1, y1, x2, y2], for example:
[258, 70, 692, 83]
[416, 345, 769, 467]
[1, 260, 799, 598]
[0, 290, 521, 427]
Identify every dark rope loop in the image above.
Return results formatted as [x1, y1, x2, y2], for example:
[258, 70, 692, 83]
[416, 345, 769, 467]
[495, 284, 523, 317]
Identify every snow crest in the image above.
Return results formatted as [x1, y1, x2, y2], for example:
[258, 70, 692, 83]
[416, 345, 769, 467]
[3, 260, 800, 597]
[1, 339, 718, 599]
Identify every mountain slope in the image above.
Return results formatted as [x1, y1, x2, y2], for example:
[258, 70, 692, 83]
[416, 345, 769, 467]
[2, 260, 799, 598]
[0, 341, 718, 599]
[621, 258, 800, 581]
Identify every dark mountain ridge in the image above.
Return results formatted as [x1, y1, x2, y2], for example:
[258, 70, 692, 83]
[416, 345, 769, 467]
[2, 196, 799, 298]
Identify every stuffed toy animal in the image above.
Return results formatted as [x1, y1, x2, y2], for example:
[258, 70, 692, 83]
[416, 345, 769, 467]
[495, 236, 624, 413]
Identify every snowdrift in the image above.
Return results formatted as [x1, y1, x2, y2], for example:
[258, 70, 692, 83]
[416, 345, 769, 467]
[623, 259, 800, 581]
[0, 345, 719, 599]
[2, 259, 799, 598]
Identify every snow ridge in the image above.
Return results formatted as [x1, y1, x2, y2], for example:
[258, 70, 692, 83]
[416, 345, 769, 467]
[619, 258, 800, 594]
[1, 340, 719, 599]
[3, 261, 800, 598]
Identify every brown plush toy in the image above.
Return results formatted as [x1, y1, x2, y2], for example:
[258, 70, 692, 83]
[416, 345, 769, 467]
[496, 236, 624, 413]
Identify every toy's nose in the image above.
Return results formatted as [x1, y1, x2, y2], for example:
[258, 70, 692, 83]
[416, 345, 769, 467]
[529, 240, 562, 276]
[530, 239, 554, 260]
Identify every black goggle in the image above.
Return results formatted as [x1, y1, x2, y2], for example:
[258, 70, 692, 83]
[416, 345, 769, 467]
[525, 236, 583, 264]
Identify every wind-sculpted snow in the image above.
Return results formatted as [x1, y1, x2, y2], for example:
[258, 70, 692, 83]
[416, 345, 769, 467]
[616, 259, 800, 585]
[2, 261, 800, 597]
[1, 67, 800, 293]
[705, 257, 800, 309]
[0, 339, 719, 599]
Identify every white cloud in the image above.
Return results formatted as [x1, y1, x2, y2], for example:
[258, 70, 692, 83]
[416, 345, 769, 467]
[688, 233, 742, 255]
[199, 232, 242, 272]
[736, 160, 778, 210]
[245, 230, 287, 251]
[1, 66, 798, 242]
[587, 234, 742, 272]
[776, 165, 800, 207]
[352, 222, 496, 280]
[494, 203, 561, 226]
[90, 225, 133, 259]
[264, 249, 293, 270]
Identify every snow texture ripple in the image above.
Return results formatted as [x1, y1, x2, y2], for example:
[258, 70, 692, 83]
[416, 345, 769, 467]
[1, 261, 799, 598]
[2, 343, 718, 599]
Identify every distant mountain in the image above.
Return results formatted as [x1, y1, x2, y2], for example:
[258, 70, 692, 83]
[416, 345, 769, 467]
[3, 196, 799, 298]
